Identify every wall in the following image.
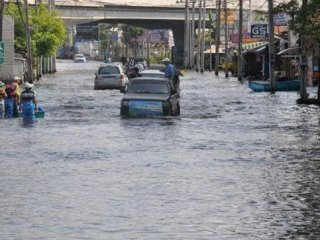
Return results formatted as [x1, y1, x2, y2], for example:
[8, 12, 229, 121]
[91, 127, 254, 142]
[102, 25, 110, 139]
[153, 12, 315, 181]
[0, 16, 14, 82]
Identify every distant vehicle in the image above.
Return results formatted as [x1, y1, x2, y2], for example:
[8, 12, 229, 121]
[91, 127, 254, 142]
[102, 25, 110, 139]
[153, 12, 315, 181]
[140, 69, 165, 78]
[94, 62, 129, 92]
[73, 54, 86, 63]
[128, 57, 147, 69]
[120, 77, 180, 117]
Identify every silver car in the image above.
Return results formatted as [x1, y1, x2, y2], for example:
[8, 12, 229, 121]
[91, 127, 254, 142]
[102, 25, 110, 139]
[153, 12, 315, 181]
[94, 63, 129, 91]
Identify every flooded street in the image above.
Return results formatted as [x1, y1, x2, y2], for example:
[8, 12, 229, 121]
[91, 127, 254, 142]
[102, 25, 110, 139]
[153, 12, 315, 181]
[1, 59, 320, 239]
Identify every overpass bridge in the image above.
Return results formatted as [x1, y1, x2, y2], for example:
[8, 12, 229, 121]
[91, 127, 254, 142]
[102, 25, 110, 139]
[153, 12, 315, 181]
[55, 3, 209, 62]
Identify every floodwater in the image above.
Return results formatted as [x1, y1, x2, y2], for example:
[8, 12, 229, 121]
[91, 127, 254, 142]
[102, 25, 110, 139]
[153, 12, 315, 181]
[1, 59, 320, 240]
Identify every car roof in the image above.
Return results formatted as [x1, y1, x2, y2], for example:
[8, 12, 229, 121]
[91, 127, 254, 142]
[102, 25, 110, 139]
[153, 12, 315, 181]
[99, 62, 123, 67]
[141, 69, 164, 74]
[130, 77, 169, 83]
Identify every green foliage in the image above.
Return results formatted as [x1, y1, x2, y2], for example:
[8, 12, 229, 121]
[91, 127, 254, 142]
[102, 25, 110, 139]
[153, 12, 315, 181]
[274, 0, 320, 41]
[5, 1, 66, 56]
[208, 11, 216, 43]
[122, 24, 144, 47]
[98, 24, 111, 53]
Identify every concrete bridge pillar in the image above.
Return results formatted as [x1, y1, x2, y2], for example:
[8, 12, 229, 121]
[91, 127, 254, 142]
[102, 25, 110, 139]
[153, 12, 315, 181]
[172, 25, 185, 66]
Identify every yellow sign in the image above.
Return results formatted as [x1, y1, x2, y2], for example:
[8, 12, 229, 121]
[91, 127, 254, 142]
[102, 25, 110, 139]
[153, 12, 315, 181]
[220, 11, 236, 24]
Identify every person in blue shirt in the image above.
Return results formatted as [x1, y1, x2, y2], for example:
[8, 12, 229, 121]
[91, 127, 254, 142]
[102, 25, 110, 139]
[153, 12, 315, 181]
[19, 82, 38, 122]
[161, 58, 174, 81]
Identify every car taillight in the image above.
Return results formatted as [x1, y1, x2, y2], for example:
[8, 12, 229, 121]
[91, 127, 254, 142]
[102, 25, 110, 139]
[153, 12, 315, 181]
[120, 74, 125, 81]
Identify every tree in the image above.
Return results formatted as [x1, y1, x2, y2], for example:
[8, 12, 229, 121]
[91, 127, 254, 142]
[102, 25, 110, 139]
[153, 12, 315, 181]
[122, 24, 144, 56]
[6, 1, 65, 57]
[275, 0, 320, 41]
[275, 0, 320, 103]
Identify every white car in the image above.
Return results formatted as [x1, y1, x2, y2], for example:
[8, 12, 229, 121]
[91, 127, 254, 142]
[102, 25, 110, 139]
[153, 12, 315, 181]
[73, 54, 86, 63]
[94, 62, 129, 92]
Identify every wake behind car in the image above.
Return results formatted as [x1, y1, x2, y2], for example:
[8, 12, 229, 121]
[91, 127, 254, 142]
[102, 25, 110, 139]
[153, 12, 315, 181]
[120, 77, 180, 117]
[73, 54, 86, 63]
[94, 62, 129, 91]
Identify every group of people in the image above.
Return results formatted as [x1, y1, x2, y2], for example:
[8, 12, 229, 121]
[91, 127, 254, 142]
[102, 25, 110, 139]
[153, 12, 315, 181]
[0, 77, 37, 121]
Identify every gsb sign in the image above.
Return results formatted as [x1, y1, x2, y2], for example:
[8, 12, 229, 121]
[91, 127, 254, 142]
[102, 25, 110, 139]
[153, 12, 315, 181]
[250, 24, 268, 38]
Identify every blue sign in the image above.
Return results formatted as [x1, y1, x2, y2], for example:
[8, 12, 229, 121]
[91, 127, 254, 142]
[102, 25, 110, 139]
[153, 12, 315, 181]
[250, 24, 268, 38]
[274, 13, 288, 26]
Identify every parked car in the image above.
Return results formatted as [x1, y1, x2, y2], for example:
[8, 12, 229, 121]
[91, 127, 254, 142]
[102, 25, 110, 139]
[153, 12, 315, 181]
[94, 62, 129, 91]
[73, 54, 86, 63]
[120, 77, 180, 117]
[139, 69, 165, 78]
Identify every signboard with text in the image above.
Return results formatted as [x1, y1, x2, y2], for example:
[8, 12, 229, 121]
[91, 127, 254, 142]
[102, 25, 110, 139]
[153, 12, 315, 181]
[0, 42, 4, 64]
[250, 24, 268, 38]
[274, 13, 288, 26]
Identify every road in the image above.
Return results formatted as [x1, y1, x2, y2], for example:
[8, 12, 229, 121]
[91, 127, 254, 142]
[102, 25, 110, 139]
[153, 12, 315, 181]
[1, 59, 320, 239]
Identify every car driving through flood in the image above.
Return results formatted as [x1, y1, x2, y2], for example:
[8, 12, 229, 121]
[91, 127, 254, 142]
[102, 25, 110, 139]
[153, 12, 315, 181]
[120, 77, 180, 117]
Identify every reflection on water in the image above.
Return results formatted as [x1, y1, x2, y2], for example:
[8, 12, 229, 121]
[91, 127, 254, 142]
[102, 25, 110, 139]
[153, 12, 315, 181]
[1, 59, 320, 239]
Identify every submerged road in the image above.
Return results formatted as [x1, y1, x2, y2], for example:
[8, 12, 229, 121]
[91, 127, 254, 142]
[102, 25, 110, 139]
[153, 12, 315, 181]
[1, 59, 320, 239]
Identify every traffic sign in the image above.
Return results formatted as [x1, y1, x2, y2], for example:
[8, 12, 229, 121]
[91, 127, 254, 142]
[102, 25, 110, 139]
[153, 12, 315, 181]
[0, 42, 4, 64]
[250, 24, 268, 38]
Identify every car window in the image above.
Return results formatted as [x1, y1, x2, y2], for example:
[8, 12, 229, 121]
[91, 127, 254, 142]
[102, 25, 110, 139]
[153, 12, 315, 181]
[127, 82, 169, 94]
[98, 66, 120, 75]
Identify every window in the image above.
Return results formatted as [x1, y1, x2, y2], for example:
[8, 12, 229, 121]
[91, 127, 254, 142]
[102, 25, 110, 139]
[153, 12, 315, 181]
[128, 82, 169, 94]
[98, 66, 120, 75]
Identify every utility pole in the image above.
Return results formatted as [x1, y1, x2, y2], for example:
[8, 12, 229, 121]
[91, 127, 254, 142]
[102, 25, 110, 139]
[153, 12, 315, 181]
[237, 0, 243, 81]
[197, 0, 202, 72]
[299, 0, 308, 101]
[0, 0, 4, 41]
[189, 0, 196, 69]
[183, 0, 190, 68]
[25, 0, 33, 83]
[215, 0, 221, 76]
[147, 30, 150, 67]
[268, 0, 275, 91]
[224, 0, 228, 78]
[200, 0, 206, 72]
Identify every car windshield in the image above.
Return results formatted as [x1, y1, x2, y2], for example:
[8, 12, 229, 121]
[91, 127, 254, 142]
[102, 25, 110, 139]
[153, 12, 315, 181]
[98, 66, 120, 74]
[75, 54, 85, 58]
[127, 82, 169, 94]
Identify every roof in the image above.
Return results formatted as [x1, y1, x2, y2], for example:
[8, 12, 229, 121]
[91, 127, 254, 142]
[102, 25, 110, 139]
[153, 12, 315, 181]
[277, 46, 299, 55]
[131, 77, 169, 82]
[141, 69, 164, 74]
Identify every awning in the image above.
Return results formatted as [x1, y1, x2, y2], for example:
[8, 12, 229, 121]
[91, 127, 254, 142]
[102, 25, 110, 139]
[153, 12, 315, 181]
[277, 46, 299, 55]
[242, 41, 268, 51]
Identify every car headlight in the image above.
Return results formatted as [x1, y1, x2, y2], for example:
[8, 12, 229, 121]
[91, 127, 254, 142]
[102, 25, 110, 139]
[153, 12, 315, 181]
[122, 100, 129, 107]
